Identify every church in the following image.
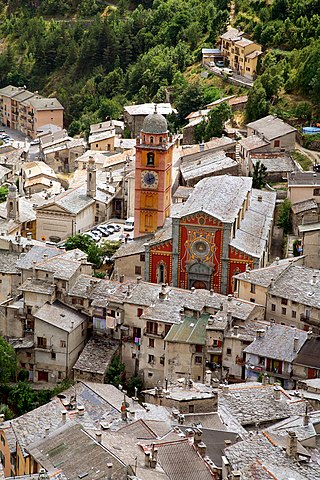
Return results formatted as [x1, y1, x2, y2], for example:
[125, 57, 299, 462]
[115, 108, 276, 295]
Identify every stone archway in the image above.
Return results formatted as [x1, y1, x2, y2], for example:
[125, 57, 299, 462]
[187, 262, 212, 290]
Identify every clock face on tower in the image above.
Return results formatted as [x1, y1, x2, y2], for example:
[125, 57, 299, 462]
[141, 170, 158, 189]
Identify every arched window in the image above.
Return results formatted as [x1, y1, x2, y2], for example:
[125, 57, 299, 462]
[150, 136, 154, 144]
[143, 135, 146, 142]
[157, 262, 166, 284]
[147, 152, 155, 166]
[159, 136, 163, 144]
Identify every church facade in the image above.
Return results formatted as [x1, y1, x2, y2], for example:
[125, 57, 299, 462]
[144, 176, 276, 294]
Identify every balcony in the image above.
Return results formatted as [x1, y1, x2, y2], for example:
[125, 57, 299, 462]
[300, 314, 319, 326]
[143, 327, 164, 338]
[207, 345, 222, 354]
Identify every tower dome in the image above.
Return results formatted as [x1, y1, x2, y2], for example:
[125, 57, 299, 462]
[142, 105, 168, 134]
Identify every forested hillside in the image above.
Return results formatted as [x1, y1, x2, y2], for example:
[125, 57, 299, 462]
[0, 0, 319, 133]
[0, 0, 230, 134]
[235, 0, 320, 122]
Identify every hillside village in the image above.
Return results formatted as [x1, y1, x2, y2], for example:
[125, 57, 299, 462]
[0, 2, 320, 479]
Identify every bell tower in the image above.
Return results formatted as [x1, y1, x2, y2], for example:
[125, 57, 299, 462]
[7, 183, 19, 220]
[134, 105, 174, 238]
[87, 156, 96, 198]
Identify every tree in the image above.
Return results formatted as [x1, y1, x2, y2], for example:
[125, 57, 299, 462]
[99, 240, 122, 260]
[0, 186, 8, 203]
[64, 234, 95, 253]
[0, 337, 17, 384]
[251, 161, 267, 189]
[106, 355, 125, 387]
[8, 382, 36, 416]
[277, 198, 292, 234]
[246, 80, 269, 122]
[195, 102, 231, 143]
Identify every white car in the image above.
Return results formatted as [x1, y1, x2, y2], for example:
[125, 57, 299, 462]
[221, 67, 233, 77]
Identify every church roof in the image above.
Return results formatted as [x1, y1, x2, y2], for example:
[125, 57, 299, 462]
[142, 111, 168, 134]
[174, 175, 252, 223]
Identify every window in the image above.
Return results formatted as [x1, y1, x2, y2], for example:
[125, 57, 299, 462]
[148, 372, 153, 377]
[26, 352, 31, 359]
[148, 354, 155, 364]
[250, 298, 255, 303]
[147, 152, 155, 166]
[314, 188, 320, 196]
[150, 137, 154, 144]
[281, 298, 288, 305]
[226, 348, 232, 356]
[146, 321, 158, 335]
[20, 363, 26, 368]
[137, 308, 143, 317]
[195, 356, 202, 364]
[165, 324, 171, 336]
[271, 304, 276, 312]
[135, 266, 142, 275]
[250, 284, 256, 294]
[196, 345, 203, 353]
[189, 405, 194, 413]
[282, 307, 287, 315]
[60, 340, 66, 348]
[292, 310, 297, 318]
[51, 352, 56, 360]
[258, 356, 265, 365]
[274, 140, 280, 147]
[160, 356, 165, 365]
[149, 338, 154, 348]
[140, 253, 145, 262]
[37, 337, 47, 348]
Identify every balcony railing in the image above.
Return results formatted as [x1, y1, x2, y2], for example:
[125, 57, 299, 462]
[143, 327, 164, 338]
[207, 345, 222, 354]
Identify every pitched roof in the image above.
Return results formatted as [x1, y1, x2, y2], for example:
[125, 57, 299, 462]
[268, 265, 320, 308]
[293, 337, 320, 368]
[246, 115, 296, 140]
[288, 171, 320, 186]
[176, 175, 252, 223]
[34, 301, 86, 332]
[165, 314, 209, 345]
[180, 151, 238, 182]
[73, 337, 119, 376]
[291, 198, 318, 214]
[243, 324, 308, 362]
[41, 184, 94, 214]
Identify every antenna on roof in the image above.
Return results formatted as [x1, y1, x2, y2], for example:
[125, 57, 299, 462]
[154, 103, 157, 114]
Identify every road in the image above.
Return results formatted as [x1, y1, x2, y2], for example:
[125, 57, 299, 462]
[295, 142, 320, 166]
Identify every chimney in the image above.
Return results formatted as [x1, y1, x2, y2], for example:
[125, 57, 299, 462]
[233, 325, 239, 336]
[257, 195, 262, 202]
[191, 287, 195, 293]
[224, 439, 232, 448]
[150, 445, 158, 469]
[194, 428, 202, 446]
[144, 451, 151, 468]
[45, 427, 50, 437]
[61, 410, 67, 422]
[223, 384, 230, 394]
[270, 277, 275, 288]
[312, 273, 317, 285]
[205, 370, 212, 385]
[26, 232, 32, 241]
[107, 463, 113, 480]
[262, 372, 269, 386]
[227, 294, 233, 302]
[180, 308, 185, 322]
[210, 289, 214, 296]
[136, 136, 140, 146]
[136, 276, 142, 284]
[256, 329, 265, 338]
[95, 432, 102, 444]
[197, 442, 207, 457]
[273, 386, 281, 400]
[0, 414, 5, 424]
[78, 405, 85, 416]
[293, 336, 299, 352]
[199, 143, 205, 152]
[119, 274, 124, 283]
[231, 472, 241, 480]
[304, 409, 309, 426]
[159, 283, 167, 300]
[286, 431, 298, 458]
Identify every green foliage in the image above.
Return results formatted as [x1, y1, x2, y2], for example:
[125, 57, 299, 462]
[93, 271, 106, 278]
[195, 102, 231, 142]
[251, 161, 267, 189]
[0, 403, 14, 420]
[291, 150, 313, 171]
[8, 382, 36, 416]
[99, 240, 122, 259]
[106, 355, 126, 388]
[0, 337, 17, 384]
[246, 79, 269, 122]
[0, 186, 8, 203]
[87, 243, 102, 268]
[126, 376, 143, 397]
[64, 234, 95, 253]
[277, 198, 292, 234]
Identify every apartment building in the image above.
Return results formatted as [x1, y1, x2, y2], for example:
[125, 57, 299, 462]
[0, 85, 64, 138]
[220, 27, 262, 79]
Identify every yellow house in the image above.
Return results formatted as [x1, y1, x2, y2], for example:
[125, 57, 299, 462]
[88, 129, 116, 151]
[220, 27, 262, 79]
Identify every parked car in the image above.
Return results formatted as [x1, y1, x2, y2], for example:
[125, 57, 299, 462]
[108, 223, 121, 232]
[84, 231, 101, 242]
[215, 60, 225, 68]
[30, 138, 40, 146]
[221, 67, 233, 77]
[124, 217, 134, 231]
[106, 225, 116, 233]
[314, 164, 320, 173]
[95, 226, 110, 236]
